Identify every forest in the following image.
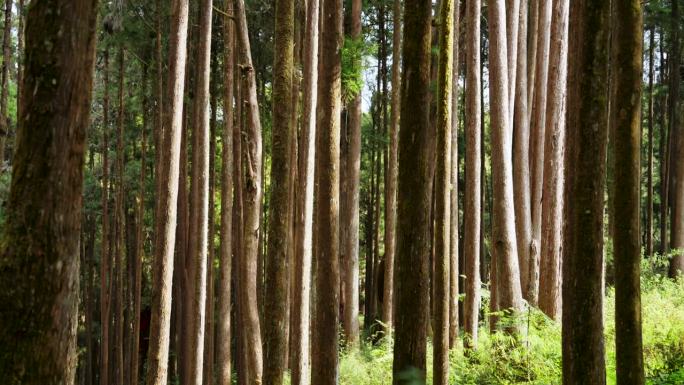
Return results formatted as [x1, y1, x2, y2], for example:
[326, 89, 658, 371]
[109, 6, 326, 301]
[0, 0, 683, 384]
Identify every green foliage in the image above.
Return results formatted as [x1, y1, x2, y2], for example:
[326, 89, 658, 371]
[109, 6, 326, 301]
[341, 37, 374, 104]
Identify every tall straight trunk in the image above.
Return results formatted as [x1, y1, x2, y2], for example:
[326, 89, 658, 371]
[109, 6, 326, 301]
[506, 0, 519, 125]
[538, 0, 568, 321]
[434, 0, 454, 381]
[290, 0, 318, 380]
[513, 0, 531, 297]
[463, 0, 481, 348]
[188, 1, 213, 383]
[488, 0, 524, 323]
[0, 0, 11, 165]
[611, 0, 645, 382]
[0, 0, 98, 382]
[384, 0, 401, 332]
[392, 0, 432, 380]
[16, 0, 24, 115]
[646, 27, 655, 259]
[448, 0, 460, 348]
[153, 0, 165, 266]
[342, 0, 362, 346]
[658, 28, 668, 256]
[101, 48, 112, 385]
[664, 0, 680, 257]
[671, 106, 684, 275]
[528, 0, 552, 305]
[144, 0, 189, 383]
[115, 48, 125, 385]
[311, 0, 342, 380]
[263, 0, 295, 377]
[204, 77, 217, 385]
[527, 0, 539, 124]
[235, 0, 264, 380]
[217, 3, 235, 384]
[562, 0, 610, 382]
[365, 143, 376, 332]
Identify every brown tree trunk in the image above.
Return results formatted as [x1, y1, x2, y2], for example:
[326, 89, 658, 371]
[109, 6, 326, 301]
[217, 3, 235, 384]
[434, 0, 454, 381]
[101, 48, 112, 385]
[538, 0, 568, 321]
[204, 74, 217, 385]
[311, 0, 342, 380]
[463, 0, 481, 348]
[670, 106, 684, 276]
[263, 0, 295, 376]
[392, 0, 432, 380]
[0, 0, 12, 165]
[448, 0, 460, 349]
[646, 26, 655, 260]
[114, 47, 126, 385]
[144, 0, 189, 383]
[0, 0, 98, 382]
[562, 0, 610, 382]
[290, 0, 318, 380]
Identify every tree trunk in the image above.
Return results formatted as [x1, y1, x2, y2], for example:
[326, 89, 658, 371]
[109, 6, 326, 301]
[392, 0, 432, 380]
[538, 0, 568, 321]
[448, 0, 460, 349]
[562, 0, 610, 382]
[144, 0, 189, 383]
[664, 0, 680, 257]
[263, 0, 295, 377]
[646, 26, 655, 260]
[311, 0, 342, 380]
[0, 0, 98, 382]
[114, 47, 126, 385]
[434, 0, 454, 381]
[101, 48, 112, 385]
[204, 72, 217, 385]
[235, 0, 265, 379]
[670, 105, 684, 276]
[0, 0, 12, 165]
[611, 0, 645, 381]
[290, 0, 318, 380]
[217, 3, 235, 384]
[463, 0, 481, 348]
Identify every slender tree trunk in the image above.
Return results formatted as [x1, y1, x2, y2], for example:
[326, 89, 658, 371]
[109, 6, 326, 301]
[506, 0, 519, 125]
[611, 0, 645, 381]
[144, 0, 189, 383]
[538, 0, 568, 321]
[664, 0, 680, 257]
[646, 27, 654, 259]
[290, 0, 318, 380]
[16, 0, 24, 116]
[217, 3, 235, 384]
[464, 0, 481, 348]
[204, 75, 217, 385]
[392, 0, 432, 380]
[527, 0, 539, 124]
[0, 0, 12, 165]
[434, 0, 454, 381]
[235, 0, 265, 379]
[101, 48, 112, 385]
[562, 0, 610, 382]
[311, 0, 342, 380]
[263, 0, 295, 377]
[670, 106, 684, 276]
[115, 48, 126, 385]
[448, 0, 460, 348]
[0, 0, 98, 382]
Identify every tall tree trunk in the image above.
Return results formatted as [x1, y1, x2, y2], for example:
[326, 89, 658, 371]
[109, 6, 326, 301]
[670, 105, 684, 276]
[217, 3, 235, 384]
[0, 0, 98, 382]
[263, 0, 295, 377]
[235, 0, 265, 379]
[562, 0, 610, 382]
[16, 0, 24, 117]
[448, 0, 460, 349]
[434, 0, 454, 381]
[204, 73, 217, 385]
[114, 48, 126, 385]
[311, 0, 342, 380]
[646, 26, 655, 260]
[538, 0, 568, 321]
[144, 0, 189, 383]
[664, 0, 680, 257]
[611, 0, 645, 381]
[463, 0, 481, 348]
[528, 0, 552, 305]
[392, 0, 432, 380]
[101, 48, 112, 385]
[0, 0, 12, 165]
[290, 0, 318, 380]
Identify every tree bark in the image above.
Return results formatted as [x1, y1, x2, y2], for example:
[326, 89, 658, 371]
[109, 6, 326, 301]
[448, 0, 460, 349]
[144, 0, 189, 383]
[114, 47, 125, 385]
[562, 0, 610, 382]
[0, 0, 98, 382]
[392, 0, 432, 380]
[101, 48, 112, 385]
[0, 0, 12, 165]
[538, 0, 568, 321]
[464, 0, 481, 348]
[646, 26, 655, 260]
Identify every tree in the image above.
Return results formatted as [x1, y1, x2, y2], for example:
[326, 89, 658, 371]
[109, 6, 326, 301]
[101, 47, 112, 385]
[538, 0, 568, 321]
[145, 0, 189, 383]
[311, 0, 342, 380]
[464, 0, 482, 348]
[562, 0, 610, 382]
[611, 0, 645, 382]
[392, 0, 432, 381]
[448, 0, 460, 349]
[0, 0, 99, 382]
[0, 0, 12, 164]
[434, 0, 454, 380]
[263, 0, 295, 376]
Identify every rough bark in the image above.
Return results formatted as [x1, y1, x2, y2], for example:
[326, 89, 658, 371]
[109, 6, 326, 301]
[671, 105, 684, 276]
[538, 0, 567, 321]
[434, 0, 454, 381]
[464, 0, 481, 348]
[646, 27, 654, 259]
[0, 0, 98, 382]
[0, 0, 12, 164]
[290, 0, 318, 380]
[114, 48, 125, 385]
[311, 0, 342, 379]
[101, 48, 112, 385]
[144, 0, 189, 383]
[664, 0, 680, 257]
[448, 0, 460, 348]
[392, 0, 432, 380]
[562, 0, 610, 382]
[263, 0, 295, 377]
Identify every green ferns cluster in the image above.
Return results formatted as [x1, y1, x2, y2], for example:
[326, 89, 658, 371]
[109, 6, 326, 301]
[341, 37, 373, 105]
